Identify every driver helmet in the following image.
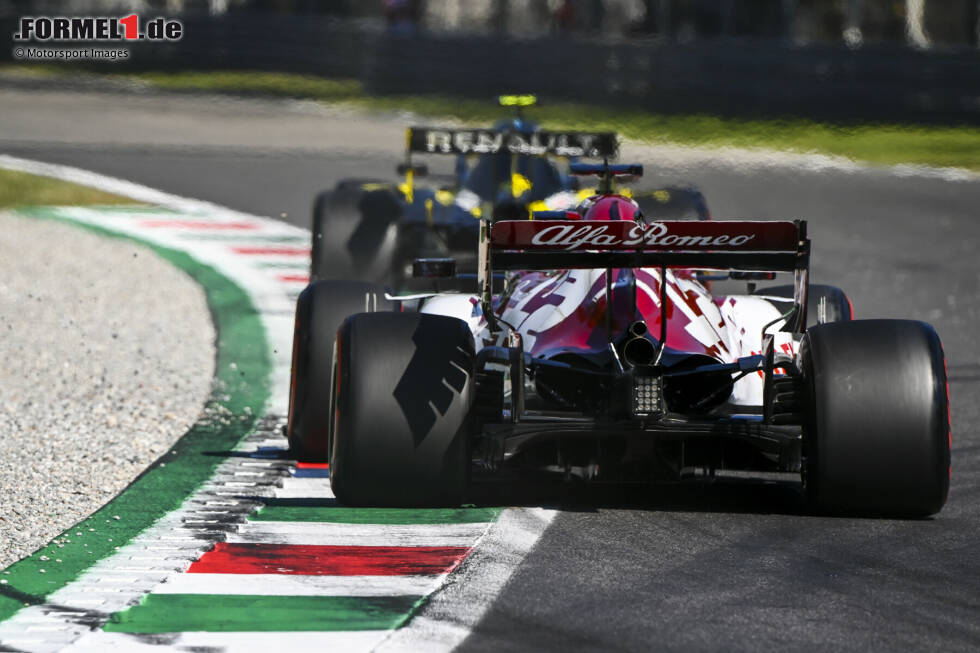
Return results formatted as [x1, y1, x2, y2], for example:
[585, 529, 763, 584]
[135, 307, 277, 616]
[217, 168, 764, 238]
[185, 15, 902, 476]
[577, 194, 643, 223]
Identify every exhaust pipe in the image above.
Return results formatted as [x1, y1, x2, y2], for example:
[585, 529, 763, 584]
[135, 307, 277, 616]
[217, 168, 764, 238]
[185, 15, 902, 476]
[623, 321, 656, 367]
[628, 321, 648, 338]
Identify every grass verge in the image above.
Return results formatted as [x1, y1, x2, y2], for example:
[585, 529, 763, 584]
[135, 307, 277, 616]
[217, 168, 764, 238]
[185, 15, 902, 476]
[3, 65, 979, 172]
[0, 168, 138, 208]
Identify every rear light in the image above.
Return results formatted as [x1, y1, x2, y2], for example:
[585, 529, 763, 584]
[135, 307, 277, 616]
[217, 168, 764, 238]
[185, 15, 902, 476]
[632, 376, 662, 416]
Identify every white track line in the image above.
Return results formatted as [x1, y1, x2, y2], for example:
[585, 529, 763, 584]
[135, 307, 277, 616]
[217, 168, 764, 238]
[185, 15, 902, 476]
[0, 154, 291, 221]
[229, 522, 492, 547]
[277, 476, 334, 497]
[274, 488, 337, 499]
[376, 506, 559, 652]
[617, 141, 980, 183]
[66, 631, 392, 653]
[153, 573, 445, 597]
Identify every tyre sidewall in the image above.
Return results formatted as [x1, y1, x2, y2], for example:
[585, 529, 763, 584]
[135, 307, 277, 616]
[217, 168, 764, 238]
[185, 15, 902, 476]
[802, 320, 950, 516]
[331, 312, 474, 507]
[287, 281, 395, 461]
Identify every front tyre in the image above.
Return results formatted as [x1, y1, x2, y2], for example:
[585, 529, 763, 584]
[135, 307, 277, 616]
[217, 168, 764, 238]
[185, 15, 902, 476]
[801, 320, 950, 516]
[330, 312, 475, 507]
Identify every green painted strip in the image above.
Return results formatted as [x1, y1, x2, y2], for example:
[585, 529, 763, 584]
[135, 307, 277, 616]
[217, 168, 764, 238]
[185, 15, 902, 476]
[251, 506, 503, 525]
[0, 207, 271, 623]
[103, 594, 422, 633]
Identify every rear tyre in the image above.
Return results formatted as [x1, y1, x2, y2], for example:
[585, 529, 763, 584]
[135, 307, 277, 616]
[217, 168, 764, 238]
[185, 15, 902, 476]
[286, 281, 395, 461]
[801, 320, 950, 516]
[311, 188, 359, 281]
[330, 312, 474, 507]
[755, 283, 853, 328]
[311, 184, 401, 283]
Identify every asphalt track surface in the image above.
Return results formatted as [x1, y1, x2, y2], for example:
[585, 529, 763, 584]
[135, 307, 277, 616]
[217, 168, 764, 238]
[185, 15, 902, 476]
[3, 85, 980, 651]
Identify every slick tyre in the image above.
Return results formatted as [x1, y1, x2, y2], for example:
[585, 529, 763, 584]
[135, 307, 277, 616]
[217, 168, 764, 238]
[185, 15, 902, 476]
[311, 188, 360, 281]
[755, 284, 853, 328]
[286, 281, 395, 462]
[800, 320, 950, 516]
[311, 184, 400, 283]
[330, 312, 475, 507]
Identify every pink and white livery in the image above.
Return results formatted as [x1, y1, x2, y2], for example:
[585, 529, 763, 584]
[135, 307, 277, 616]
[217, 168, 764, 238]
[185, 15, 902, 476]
[287, 162, 950, 517]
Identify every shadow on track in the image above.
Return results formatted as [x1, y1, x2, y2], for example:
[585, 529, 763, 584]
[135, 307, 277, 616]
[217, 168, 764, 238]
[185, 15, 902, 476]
[469, 474, 806, 517]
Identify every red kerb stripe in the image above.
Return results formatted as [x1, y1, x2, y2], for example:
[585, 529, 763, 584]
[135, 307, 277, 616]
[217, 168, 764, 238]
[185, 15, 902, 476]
[139, 220, 258, 230]
[278, 274, 311, 283]
[232, 247, 311, 256]
[187, 543, 471, 576]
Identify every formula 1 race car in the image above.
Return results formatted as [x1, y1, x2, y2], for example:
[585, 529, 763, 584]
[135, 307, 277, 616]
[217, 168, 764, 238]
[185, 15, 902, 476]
[288, 164, 950, 517]
[309, 96, 709, 289]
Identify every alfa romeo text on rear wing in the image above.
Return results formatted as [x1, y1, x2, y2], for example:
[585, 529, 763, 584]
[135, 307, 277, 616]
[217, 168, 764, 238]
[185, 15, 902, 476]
[490, 219, 807, 272]
[479, 219, 810, 333]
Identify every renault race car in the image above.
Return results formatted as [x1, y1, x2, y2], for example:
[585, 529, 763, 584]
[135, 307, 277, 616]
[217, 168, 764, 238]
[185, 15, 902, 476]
[288, 163, 950, 517]
[309, 96, 709, 289]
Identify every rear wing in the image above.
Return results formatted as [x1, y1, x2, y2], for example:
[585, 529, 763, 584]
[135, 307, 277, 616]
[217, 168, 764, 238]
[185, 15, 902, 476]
[489, 219, 807, 272]
[407, 128, 618, 158]
[478, 218, 810, 333]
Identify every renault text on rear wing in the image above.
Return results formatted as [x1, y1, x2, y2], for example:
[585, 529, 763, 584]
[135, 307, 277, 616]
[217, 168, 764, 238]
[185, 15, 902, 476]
[408, 128, 618, 158]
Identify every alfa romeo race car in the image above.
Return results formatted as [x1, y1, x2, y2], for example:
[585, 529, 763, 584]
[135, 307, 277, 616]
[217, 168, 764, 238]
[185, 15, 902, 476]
[288, 165, 950, 517]
[309, 97, 709, 289]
